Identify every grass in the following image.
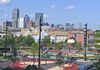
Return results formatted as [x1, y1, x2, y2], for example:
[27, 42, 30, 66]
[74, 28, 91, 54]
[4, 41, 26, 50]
[23, 49, 39, 55]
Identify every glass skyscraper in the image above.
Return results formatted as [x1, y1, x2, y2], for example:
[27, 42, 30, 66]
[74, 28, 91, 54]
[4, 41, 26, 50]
[24, 15, 30, 28]
[35, 13, 43, 27]
[12, 8, 19, 29]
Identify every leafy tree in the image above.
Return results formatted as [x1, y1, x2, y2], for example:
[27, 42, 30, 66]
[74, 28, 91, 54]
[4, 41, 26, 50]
[61, 41, 67, 49]
[0, 39, 4, 46]
[31, 42, 38, 59]
[23, 35, 35, 47]
[15, 35, 24, 44]
[14, 35, 25, 49]
[42, 36, 50, 47]
[1, 33, 16, 59]
[94, 30, 100, 49]
[32, 42, 38, 52]
[75, 42, 83, 51]
[55, 42, 61, 49]
[2, 33, 15, 47]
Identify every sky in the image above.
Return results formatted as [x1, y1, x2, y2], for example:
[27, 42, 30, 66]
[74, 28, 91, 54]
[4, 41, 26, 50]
[0, 0, 100, 30]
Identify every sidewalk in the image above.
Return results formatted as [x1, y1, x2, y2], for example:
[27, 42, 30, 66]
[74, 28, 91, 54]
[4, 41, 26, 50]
[10, 61, 78, 70]
[47, 64, 78, 70]
[48, 66, 61, 70]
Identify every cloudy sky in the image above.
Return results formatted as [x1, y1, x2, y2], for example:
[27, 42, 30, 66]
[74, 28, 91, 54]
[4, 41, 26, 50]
[0, 0, 100, 30]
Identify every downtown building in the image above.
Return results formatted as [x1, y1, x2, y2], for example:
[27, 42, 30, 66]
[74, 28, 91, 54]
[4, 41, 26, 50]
[67, 29, 94, 48]
[24, 15, 30, 28]
[18, 17, 24, 28]
[2, 21, 12, 30]
[18, 16, 34, 29]
[12, 8, 19, 29]
[35, 13, 43, 27]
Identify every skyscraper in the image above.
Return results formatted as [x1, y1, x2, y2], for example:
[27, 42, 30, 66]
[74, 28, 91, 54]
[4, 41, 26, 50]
[12, 8, 19, 29]
[18, 17, 24, 28]
[24, 15, 30, 28]
[35, 13, 43, 27]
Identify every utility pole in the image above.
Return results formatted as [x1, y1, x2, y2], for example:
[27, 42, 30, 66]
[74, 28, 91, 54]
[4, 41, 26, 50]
[5, 21, 8, 59]
[38, 16, 42, 69]
[84, 23, 87, 61]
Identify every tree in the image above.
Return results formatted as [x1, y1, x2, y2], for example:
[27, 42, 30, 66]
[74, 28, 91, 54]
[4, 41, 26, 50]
[0, 39, 4, 47]
[15, 35, 24, 44]
[32, 42, 38, 52]
[75, 42, 83, 51]
[55, 42, 61, 50]
[2, 33, 15, 47]
[31, 42, 38, 61]
[42, 36, 50, 48]
[62, 41, 67, 48]
[94, 30, 100, 49]
[14, 35, 25, 49]
[1, 33, 16, 59]
[23, 35, 35, 47]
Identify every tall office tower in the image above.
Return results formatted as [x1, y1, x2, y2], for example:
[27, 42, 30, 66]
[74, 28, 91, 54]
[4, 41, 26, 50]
[24, 15, 30, 28]
[12, 8, 19, 29]
[35, 13, 43, 27]
[18, 18, 24, 28]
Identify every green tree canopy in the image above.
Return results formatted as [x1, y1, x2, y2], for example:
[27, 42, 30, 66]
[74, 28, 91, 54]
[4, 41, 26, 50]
[75, 42, 83, 51]
[42, 36, 50, 47]
[31, 42, 38, 53]
[15, 35, 24, 44]
[0, 38, 4, 46]
[94, 30, 100, 49]
[23, 35, 35, 47]
[2, 33, 15, 47]
[55, 42, 61, 49]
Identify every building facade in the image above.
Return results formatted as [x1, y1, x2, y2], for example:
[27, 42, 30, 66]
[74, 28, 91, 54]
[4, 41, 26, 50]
[24, 15, 30, 28]
[3, 21, 12, 30]
[12, 8, 19, 29]
[67, 31, 84, 47]
[18, 18, 24, 28]
[87, 31, 94, 47]
[35, 13, 43, 27]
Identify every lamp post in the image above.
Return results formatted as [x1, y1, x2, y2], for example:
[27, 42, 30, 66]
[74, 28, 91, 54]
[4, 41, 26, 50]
[5, 21, 8, 59]
[38, 16, 42, 69]
[84, 23, 87, 61]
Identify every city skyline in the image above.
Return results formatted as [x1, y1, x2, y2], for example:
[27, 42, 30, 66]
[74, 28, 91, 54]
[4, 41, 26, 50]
[0, 0, 100, 30]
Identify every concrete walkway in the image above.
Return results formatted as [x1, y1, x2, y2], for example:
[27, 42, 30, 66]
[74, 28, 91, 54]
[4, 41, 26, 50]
[10, 61, 78, 70]
[47, 66, 61, 70]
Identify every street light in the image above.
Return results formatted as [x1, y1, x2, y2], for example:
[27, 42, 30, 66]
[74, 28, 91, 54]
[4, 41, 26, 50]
[84, 23, 87, 61]
[5, 21, 8, 59]
[38, 16, 42, 69]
